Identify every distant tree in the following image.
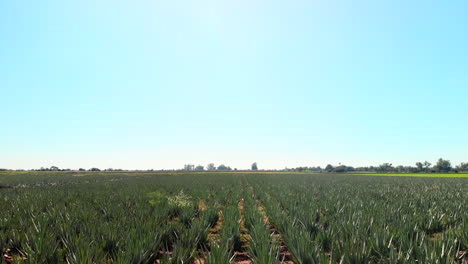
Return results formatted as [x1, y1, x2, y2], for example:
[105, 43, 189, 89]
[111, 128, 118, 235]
[78, 168, 86, 171]
[89, 168, 101, 171]
[456, 162, 468, 172]
[195, 165, 204, 171]
[183, 164, 195, 171]
[434, 158, 451, 173]
[377, 163, 393, 173]
[309, 166, 322, 172]
[296, 167, 305, 172]
[217, 164, 232, 171]
[356, 166, 369, 172]
[206, 163, 216, 171]
[423, 161, 432, 172]
[333, 165, 346, 173]
[395, 166, 402, 173]
[325, 164, 334, 172]
[50, 166, 59, 171]
[251, 162, 258, 171]
[415, 162, 424, 172]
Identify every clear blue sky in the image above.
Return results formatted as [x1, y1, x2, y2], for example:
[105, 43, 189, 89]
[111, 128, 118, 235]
[1, 0, 467, 170]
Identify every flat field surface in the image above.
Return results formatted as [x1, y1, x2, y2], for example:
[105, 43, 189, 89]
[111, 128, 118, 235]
[353, 173, 468, 178]
[0, 172, 467, 264]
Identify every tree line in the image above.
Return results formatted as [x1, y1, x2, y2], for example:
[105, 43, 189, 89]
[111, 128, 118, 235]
[182, 162, 258, 171]
[2, 159, 467, 173]
[286, 158, 467, 173]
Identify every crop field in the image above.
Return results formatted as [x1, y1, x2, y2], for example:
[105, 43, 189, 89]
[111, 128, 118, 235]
[0, 171, 467, 264]
[352, 173, 468, 178]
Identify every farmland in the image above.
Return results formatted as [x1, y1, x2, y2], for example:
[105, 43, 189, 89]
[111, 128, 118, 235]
[352, 173, 468, 178]
[0, 171, 467, 264]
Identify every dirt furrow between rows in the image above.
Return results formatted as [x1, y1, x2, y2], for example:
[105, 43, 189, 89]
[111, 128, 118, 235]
[192, 207, 224, 264]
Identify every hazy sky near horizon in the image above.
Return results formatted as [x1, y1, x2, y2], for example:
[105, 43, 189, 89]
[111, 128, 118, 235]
[1, 0, 467, 170]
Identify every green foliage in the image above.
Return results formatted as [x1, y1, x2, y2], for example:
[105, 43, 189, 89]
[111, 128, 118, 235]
[148, 189, 193, 208]
[250, 173, 468, 264]
[435, 158, 452, 173]
[0, 171, 466, 264]
[243, 188, 279, 264]
[167, 190, 193, 208]
[147, 190, 167, 206]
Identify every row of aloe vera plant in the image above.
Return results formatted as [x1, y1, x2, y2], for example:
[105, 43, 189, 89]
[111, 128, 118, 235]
[247, 173, 468, 264]
[207, 181, 284, 264]
[206, 204, 243, 263]
[243, 187, 281, 263]
[0, 172, 242, 263]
